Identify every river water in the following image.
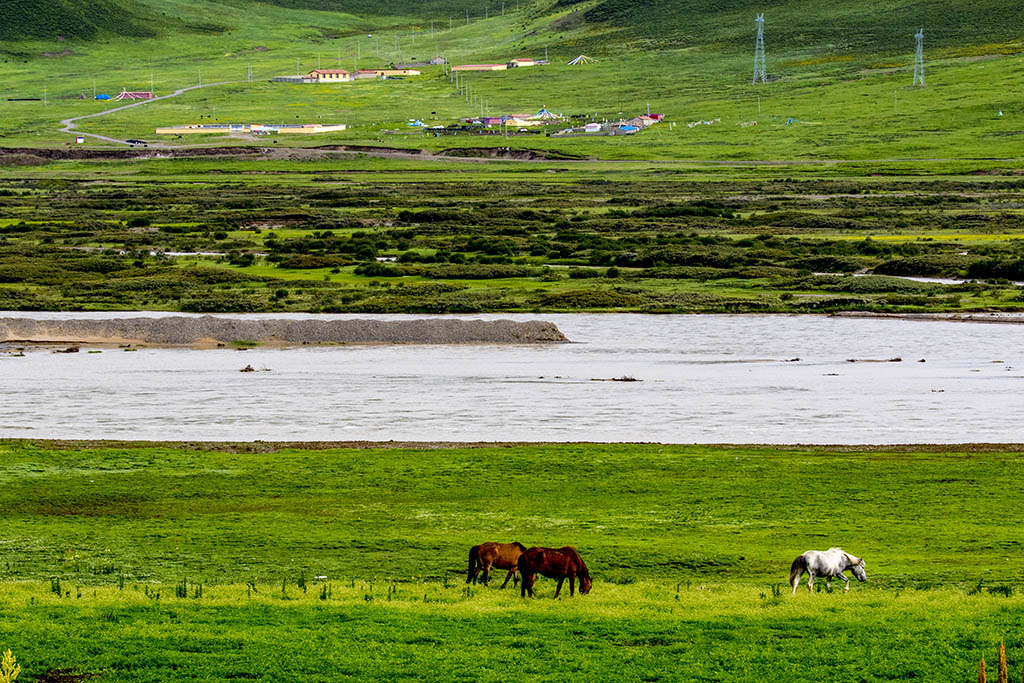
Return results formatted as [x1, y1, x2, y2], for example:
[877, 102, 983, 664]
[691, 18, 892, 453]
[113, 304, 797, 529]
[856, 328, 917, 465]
[1, 312, 1021, 444]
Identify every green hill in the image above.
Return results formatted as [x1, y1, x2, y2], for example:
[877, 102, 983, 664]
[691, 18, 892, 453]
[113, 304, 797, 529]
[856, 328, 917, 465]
[0, 0, 157, 41]
[577, 0, 1024, 53]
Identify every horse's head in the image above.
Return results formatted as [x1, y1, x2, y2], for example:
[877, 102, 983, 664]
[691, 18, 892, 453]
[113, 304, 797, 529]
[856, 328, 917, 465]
[850, 558, 867, 582]
[580, 575, 593, 594]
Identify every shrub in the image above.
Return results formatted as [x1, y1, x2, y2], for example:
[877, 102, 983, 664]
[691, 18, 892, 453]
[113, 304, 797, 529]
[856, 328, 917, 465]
[354, 262, 404, 277]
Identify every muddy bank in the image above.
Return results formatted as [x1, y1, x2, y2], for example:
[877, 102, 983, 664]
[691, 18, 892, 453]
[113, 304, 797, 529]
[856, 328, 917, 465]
[0, 316, 568, 346]
[0, 146, 264, 164]
[831, 311, 1024, 324]
[0, 144, 584, 164]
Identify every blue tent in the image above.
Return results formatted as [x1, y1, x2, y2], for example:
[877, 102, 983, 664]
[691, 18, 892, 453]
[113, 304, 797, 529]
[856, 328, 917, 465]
[95, 94, 110, 100]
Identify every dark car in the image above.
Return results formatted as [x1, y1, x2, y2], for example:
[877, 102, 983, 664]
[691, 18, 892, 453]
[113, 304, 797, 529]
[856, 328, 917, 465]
[125, 139, 148, 146]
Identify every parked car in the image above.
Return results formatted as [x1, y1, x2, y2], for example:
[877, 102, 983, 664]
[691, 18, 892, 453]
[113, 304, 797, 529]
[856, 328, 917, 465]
[125, 139, 148, 146]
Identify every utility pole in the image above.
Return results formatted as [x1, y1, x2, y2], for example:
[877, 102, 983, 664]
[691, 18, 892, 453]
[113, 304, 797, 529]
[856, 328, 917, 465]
[752, 13, 767, 84]
[247, 64, 252, 82]
[92, 79, 96, 98]
[198, 67, 202, 86]
[318, 52, 321, 69]
[466, 9, 469, 24]
[913, 29, 925, 86]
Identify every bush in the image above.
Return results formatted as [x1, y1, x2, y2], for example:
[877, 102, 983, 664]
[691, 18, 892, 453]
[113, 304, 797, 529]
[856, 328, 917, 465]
[354, 261, 404, 277]
[534, 288, 643, 309]
[424, 264, 542, 280]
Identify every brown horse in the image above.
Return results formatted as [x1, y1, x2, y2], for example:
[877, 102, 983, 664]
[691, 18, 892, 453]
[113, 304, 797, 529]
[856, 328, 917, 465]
[518, 546, 592, 598]
[467, 542, 527, 587]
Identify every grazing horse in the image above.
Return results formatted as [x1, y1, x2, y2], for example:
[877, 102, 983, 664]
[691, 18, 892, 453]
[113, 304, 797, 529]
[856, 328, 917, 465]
[790, 547, 867, 594]
[467, 542, 527, 588]
[518, 546, 592, 598]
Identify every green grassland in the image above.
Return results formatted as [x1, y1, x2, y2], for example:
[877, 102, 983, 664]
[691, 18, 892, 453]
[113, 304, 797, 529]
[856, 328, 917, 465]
[2, 155, 1023, 314]
[1, 0, 1023, 160]
[0, 441, 1023, 681]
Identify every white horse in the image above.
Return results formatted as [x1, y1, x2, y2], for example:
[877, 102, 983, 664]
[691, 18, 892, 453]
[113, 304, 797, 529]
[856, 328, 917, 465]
[789, 547, 867, 594]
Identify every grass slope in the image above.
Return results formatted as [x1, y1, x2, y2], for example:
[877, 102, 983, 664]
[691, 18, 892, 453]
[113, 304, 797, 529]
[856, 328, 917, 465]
[0, 0, 156, 41]
[0, 0, 1022, 159]
[0, 441, 1022, 681]
[579, 0, 1024, 52]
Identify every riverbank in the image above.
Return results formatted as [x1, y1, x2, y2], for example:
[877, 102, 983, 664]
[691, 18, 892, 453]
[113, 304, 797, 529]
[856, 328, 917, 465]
[0, 316, 567, 346]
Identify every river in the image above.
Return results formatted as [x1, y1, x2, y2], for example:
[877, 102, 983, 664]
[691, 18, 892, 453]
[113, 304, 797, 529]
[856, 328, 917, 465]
[1, 312, 1021, 444]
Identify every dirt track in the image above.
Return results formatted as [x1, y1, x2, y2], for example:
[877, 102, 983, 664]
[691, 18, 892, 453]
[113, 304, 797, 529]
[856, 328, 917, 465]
[0, 316, 568, 346]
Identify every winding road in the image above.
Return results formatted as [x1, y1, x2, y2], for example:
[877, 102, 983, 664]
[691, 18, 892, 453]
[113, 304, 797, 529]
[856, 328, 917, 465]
[59, 81, 231, 146]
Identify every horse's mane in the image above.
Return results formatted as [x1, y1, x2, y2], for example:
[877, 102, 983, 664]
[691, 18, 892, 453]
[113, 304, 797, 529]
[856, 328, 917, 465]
[512, 541, 527, 551]
[560, 546, 589, 577]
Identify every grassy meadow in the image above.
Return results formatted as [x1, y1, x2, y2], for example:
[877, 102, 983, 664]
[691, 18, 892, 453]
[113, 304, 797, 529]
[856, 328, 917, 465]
[1, 0, 1023, 160]
[1, 441, 1024, 680]
[2, 154, 1024, 314]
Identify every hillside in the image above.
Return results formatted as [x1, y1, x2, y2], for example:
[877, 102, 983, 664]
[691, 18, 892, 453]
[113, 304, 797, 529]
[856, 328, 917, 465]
[576, 0, 1024, 53]
[0, 0, 157, 41]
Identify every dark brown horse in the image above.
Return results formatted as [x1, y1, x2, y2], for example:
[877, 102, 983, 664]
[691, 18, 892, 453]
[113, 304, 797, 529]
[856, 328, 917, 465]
[467, 542, 527, 587]
[518, 546, 592, 598]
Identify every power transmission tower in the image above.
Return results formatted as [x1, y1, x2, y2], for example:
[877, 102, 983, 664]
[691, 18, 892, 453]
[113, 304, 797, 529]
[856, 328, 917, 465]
[752, 13, 766, 84]
[913, 29, 925, 86]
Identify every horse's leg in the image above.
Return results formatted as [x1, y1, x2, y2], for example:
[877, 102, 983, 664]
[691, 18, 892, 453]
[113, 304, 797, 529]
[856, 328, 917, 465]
[499, 567, 515, 589]
[807, 571, 815, 593]
[568, 573, 576, 596]
[826, 576, 832, 591]
[554, 576, 565, 598]
[791, 570, 801, 595]
[838, 572, 850, 593]
[482, 562, 492, 586]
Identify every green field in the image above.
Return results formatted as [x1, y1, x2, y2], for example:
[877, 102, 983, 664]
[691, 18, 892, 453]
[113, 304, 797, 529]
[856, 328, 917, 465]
[2, 154, 1023, 314]
[1, 441, 1023, 681]
[2, 0, 1023, 160]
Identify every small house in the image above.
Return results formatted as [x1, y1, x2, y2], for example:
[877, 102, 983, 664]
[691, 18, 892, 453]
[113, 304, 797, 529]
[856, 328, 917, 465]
[507, 58, 536, 68]
[307, 69, 351, 82]
[452, 64, 507, 72]
[354, 69, 421, 79]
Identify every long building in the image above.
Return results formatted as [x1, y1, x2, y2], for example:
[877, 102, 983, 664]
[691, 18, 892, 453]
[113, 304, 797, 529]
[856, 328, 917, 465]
[307, 69, 351, 82]
[155, 123, 347, 135]
[452, 63, 508, 72]
[353, 68, 422, 79]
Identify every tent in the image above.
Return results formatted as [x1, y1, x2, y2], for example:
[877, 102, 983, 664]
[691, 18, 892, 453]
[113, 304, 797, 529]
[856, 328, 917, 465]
[567, 54, 595, 66]
[530, 107, 561, 120]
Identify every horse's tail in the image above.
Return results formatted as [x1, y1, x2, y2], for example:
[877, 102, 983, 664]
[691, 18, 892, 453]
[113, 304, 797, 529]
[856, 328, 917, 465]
[789, 554, 807, 585]
[467, 545, 480, 583]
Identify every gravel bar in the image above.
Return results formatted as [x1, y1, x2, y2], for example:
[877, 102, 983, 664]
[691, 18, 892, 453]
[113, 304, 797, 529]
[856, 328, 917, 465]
[0, 316, 568, 346]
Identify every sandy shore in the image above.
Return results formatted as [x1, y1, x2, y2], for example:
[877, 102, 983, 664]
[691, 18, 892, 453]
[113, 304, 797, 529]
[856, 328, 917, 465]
[0, 316, 568, 346]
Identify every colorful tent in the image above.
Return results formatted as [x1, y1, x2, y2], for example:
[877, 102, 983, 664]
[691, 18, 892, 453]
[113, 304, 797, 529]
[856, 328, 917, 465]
[567, 54, 595, 66]
[530, 107, 561, 120]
